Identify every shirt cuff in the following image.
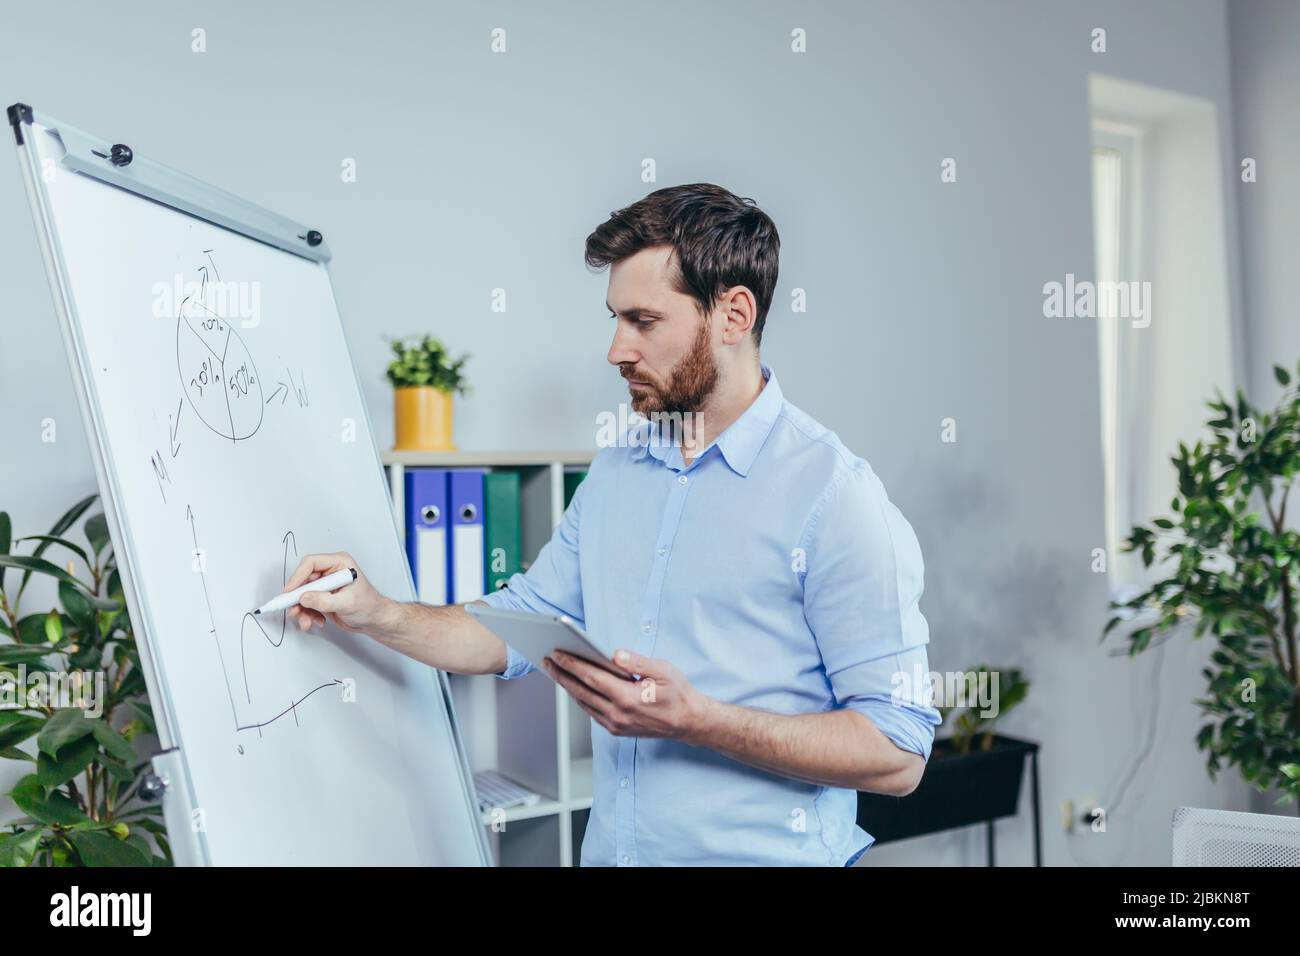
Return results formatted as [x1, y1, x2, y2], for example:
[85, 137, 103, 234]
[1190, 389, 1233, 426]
[846, 694, 943, 762]
[496, 641, 537, 681]
[844, 829, 875, 866]
[478, 584, 539, 681]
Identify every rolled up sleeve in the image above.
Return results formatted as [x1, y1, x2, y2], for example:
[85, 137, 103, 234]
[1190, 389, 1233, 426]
[801, 463, 943, 761]
[477, 471, 588, 681]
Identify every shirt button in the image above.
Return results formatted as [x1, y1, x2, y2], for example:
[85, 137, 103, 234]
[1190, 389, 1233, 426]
[657, 547, 667, 557]
[622, 855, 631, 865]
[677, 475, 688, 484]
[641, 622, 653, 634]
[620, 777, 630, 788]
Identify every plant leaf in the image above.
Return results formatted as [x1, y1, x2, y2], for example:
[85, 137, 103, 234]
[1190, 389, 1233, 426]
[58, 580, 98, 638]
[13, 613, 51, 645]
[14, 534, 88, 568]
[0, 713, 44, 750]
[0, 554, 92, 597]
[84, 514, 110, 558]
[66, 828, 150, 867]
[124, 702, 155, 735]
[0, 828, 44, 867]
[8, 774, 90, 827]
[36, 734, 99, 789]
[16, 493, 97, 598]
[0, 510, 10, 593]
[0, 644, 56, 666]
[92, 722, 136, 763]
[37, 708, 96, 757]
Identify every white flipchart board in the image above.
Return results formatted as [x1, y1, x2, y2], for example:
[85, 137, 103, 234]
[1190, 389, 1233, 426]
[11, 105, 490, 866]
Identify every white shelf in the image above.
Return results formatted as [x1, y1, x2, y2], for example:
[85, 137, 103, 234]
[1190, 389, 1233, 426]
[384, 452, 594, 867]
[480, 796, 568, 826]
[383, 449, 594, 467]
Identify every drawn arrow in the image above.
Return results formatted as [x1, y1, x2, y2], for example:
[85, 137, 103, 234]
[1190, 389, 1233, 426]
[169, 398, 183, 458]
[187, 504, 240, 729]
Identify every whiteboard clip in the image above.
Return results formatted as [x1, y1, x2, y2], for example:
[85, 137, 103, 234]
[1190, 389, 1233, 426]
[91, 143, 134, 167]
[138, 768, 167, 802]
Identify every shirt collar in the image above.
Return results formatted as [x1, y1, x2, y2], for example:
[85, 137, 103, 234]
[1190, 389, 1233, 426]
[633, 364, 783, 478]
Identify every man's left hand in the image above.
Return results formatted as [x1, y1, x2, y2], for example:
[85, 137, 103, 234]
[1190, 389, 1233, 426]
[542, 649, 712, 743]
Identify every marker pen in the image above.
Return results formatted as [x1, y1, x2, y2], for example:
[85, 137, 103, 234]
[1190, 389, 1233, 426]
[253, 568, 357, 616]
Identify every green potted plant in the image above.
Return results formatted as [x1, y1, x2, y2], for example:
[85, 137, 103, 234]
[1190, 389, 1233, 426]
[0, 494, 170, 866]
[1103, 363, 1300, 807]
[857, 666, 1036, 845]
[937, 665, 1030, 755]
[386, 334, 470, 452]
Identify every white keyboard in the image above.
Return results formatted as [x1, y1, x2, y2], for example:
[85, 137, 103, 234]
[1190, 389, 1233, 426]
[473, 770, 541, 812]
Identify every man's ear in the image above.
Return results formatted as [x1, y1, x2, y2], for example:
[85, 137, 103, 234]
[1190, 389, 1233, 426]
[717, 286, 758, 345]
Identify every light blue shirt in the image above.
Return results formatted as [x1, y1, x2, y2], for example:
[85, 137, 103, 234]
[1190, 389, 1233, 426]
[480, 364, 941, 866]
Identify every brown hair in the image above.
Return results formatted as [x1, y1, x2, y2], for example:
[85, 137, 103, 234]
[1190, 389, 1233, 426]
[584, 183, 780, 346]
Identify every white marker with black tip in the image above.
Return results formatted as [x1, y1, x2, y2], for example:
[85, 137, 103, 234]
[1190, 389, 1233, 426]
[253, 567, 357, 616]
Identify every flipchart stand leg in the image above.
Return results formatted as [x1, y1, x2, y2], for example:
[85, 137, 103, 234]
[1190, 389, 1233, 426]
[144, 749, 210, 867]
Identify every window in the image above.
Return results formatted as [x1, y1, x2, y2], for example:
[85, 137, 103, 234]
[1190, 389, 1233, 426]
[1088, 75, 1236, 607]
[1090, 120, 1142, 598]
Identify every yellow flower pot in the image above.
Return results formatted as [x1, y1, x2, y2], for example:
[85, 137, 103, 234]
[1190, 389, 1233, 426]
[393, 386, 457, 451]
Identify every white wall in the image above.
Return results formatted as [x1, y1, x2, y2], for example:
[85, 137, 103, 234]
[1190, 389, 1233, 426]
[1231, 0, 1300, 402]
[0, 0, 1266, 864]
[1229, 0, 1300, 816]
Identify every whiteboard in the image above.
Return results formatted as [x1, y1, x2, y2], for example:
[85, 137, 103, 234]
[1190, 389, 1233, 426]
[12, 107, 489, 865]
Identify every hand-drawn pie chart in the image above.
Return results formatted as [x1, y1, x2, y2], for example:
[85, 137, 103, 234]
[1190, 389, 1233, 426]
[176, 301, 265, 441]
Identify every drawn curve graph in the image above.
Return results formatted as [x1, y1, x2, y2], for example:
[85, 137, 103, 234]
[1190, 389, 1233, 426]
[170, 251, 340, 739]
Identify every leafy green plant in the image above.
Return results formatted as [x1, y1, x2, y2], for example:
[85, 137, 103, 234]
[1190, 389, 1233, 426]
[936, 665, 1029, 755]
[1103, 362, 1300, 806]
[384, 334, 470, 395]
[0, 494, 170, 866]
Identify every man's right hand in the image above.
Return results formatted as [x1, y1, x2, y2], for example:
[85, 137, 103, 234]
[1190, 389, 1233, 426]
[283, 551, 393, 637]
[282, 551, 508, 676]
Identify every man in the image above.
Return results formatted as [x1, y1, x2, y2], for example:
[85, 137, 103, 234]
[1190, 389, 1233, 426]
[285, 183, 942, 866]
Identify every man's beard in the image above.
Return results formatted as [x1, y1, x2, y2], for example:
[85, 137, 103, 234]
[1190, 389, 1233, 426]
[621, 316, 718, 419]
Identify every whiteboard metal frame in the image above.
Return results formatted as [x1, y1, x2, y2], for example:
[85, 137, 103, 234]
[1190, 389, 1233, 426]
[9, 104, 491, 867]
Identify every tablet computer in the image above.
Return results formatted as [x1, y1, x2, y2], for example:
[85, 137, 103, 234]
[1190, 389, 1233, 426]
[466, 604, 631, 680]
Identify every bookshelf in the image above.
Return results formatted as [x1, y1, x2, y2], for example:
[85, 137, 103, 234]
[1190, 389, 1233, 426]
[382, 450, 595, 866]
